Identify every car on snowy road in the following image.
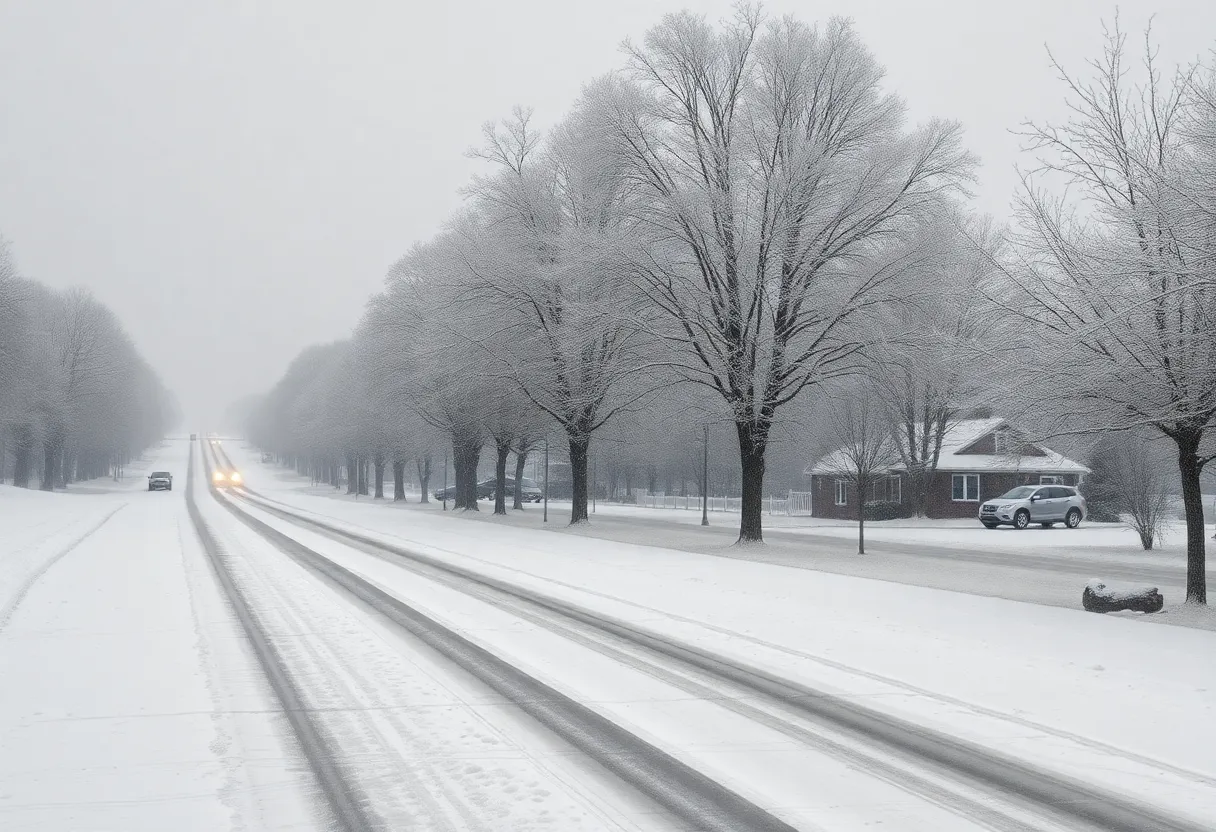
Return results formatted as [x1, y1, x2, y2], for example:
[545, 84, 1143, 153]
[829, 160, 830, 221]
[211, 469, 244, 489]
[147, 471, 173, 491]
[979, 485, 1087, 529]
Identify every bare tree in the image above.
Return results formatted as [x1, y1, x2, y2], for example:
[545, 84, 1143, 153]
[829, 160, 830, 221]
[816, 383, 899, 554]
[993, 22, 1216, 603]
[462, 102, 667, 524]
[601, 10, 974, 541]
[1085, 433, 1173, 550]
[871, 215, 1000, 517]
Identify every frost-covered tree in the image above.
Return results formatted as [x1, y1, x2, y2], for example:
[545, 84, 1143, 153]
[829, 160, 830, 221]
[993, 23, 1216, 603]
[460, 102, 668, 524]
[815, 382, 899, 554]
[599, 10, 974, 541]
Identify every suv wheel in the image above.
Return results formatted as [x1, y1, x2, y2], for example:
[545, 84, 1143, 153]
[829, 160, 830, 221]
[1013, 509, 1030, 530]
[1065, 508, 1082, 528]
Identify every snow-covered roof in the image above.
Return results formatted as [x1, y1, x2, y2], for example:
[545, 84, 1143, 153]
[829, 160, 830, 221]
[808, 418, 1090, 476]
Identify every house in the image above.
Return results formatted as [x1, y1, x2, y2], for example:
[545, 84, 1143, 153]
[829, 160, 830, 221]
[807, 418, 1090, 519]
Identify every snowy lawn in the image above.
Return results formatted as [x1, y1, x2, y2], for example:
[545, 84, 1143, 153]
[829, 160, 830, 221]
[239, 451, 1212, 622]
[229, 444, 1216, 824]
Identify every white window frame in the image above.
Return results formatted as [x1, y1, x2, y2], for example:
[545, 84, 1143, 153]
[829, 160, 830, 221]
[993, 428, 1010, 455]
[952, 473, 980, 502]
[835, 480, 848, 506]
[1040, 475, 1063, 485]
[889, 475, 902, 504]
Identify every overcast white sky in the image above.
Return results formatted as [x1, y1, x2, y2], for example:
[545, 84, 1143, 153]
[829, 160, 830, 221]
[1, 0, 1213, 426]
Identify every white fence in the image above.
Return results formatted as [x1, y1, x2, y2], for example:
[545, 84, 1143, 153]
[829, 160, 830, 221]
[638, 490, 814, 516]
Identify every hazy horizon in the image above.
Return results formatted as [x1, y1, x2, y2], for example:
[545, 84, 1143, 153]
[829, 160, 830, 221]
[2, 0, 1213, 428]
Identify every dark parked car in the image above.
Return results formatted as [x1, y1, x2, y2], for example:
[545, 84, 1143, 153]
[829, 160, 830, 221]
[148, 471, 173, 491]
[480, 476, 543, 502]
[435, 477, 544, 503]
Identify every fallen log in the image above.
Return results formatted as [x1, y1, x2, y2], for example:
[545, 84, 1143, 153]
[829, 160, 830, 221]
[1082, 581, 1163, 614]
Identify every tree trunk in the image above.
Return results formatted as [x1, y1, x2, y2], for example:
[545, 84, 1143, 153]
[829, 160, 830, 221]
[345, 452, 357, 494]
[13, 431, 32, 489]
[736, 421, 768, 543]
[568, 433, 590, 524]
[393, 459, 406, 501]
[513, 450, 528, 510]
[1176, 431, 1207, 604]
[417, 454, 432, 503]
[857, 476, 867, 555]
[906, 465, 930, 518]
[40, 434, 61, 492]
[374, 453, 386, 499]
[452, 437, 481, 511]
[494, 440, 510, 516]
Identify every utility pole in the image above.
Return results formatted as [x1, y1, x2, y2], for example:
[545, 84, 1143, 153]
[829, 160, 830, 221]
[543, 438, 549, 523]
[701, 423, 709, 526]
[442, 448, 448, 511]
[592, 449, 597, 514]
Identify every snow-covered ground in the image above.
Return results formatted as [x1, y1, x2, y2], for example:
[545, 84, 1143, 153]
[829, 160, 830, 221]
[245, 454, 1214, 624]
[0, 440, 319, 831]
[225, 444, 1216, 826]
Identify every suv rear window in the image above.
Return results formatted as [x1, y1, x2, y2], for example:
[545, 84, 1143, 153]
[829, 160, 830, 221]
[1051, 486, 1075, 498]
[151, 471, 171, 477]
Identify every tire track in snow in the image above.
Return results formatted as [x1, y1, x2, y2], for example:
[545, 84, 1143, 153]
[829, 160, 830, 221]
[206, 458, 797, 832]
[188, 440, 380, 832]
[0, 504, 127, 634]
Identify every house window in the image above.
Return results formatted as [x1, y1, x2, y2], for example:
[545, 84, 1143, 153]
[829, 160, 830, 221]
[1040, 475, 1062, 485]
[952, 474, 980, 502]
[835, 480, 848, 506]
[869, 476, 902, 503]
[994, 428, 1011, 455]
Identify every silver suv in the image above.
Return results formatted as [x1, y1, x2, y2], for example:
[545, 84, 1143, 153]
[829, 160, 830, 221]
[979, 485, 1087, 529]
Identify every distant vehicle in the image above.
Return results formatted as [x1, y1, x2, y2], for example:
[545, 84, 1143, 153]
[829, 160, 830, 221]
[148, 471, 173, 491]
[434, 483, 458, 501]
[260, 452, 273, 463]
[979, 485, 1086, 529]
[212, 469, 244, 489]
[189, 433, 197, 441]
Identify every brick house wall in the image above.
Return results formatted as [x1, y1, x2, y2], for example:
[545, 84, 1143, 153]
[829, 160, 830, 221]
[811, 475, 858, 519]
[813, 470, 1080, 519]
[926, 471, 1081, 518]
[810, 474, 905, 519]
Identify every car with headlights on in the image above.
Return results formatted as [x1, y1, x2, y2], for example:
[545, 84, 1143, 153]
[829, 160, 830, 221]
[212, 469, 244, 489]
[979, 485, 1086, 529]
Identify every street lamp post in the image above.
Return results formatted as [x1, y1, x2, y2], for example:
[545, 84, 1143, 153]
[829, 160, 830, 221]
[701, 423, 709, 527]
[442, 448, 448, 511]
[592, 449, 597, 514]
[543, 439, 549, 523]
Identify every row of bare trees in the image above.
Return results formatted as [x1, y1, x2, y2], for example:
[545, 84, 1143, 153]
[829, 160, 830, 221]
[245, 10, 1215, 603]
[0, 239, 177, 489]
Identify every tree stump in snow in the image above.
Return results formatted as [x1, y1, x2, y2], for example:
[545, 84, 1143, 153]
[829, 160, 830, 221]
[1082, 581, 1163, 614]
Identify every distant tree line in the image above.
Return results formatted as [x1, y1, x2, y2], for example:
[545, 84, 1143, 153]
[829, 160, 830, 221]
[0, 238, 177, 489]
[244, 9, 1216, 603]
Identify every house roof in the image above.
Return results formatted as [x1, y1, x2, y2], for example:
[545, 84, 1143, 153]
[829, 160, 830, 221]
[808, 417, 1090, 476]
